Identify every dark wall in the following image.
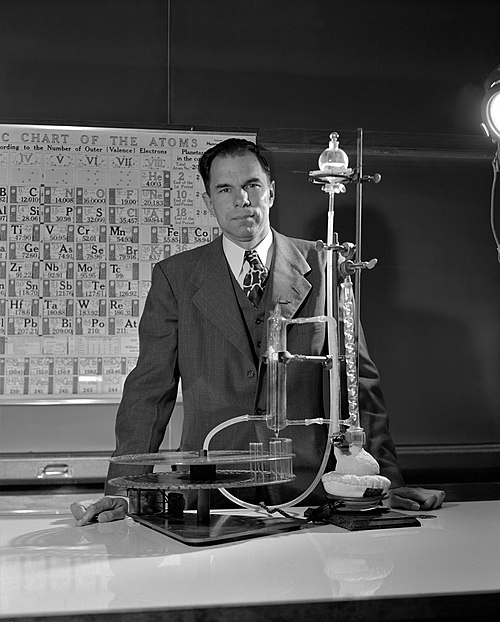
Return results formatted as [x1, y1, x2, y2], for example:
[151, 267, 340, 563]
[0, 0, 170, 126]
[267, 145, 500, 446]
[1, 0, 500, 452]
[2, 0, 498, 133]
[169, 0, 499, 135]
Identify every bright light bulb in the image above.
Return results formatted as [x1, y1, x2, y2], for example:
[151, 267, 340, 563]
[486, 91, 500, 139]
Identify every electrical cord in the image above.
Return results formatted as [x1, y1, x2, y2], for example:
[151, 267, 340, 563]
[490, 144, 500, 263]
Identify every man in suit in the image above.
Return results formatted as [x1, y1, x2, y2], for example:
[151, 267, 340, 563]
[72, 138, 444, 525]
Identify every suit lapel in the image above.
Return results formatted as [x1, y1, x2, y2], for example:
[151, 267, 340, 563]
[190, 238, 253, 359]
[266, 230, 312, 321]
[253, 231, 313, 362]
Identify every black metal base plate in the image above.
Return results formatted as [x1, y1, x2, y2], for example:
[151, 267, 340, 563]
[304, 502, 422, 531]
[130, 512, 306, 546]
[320, 510, 421, 531]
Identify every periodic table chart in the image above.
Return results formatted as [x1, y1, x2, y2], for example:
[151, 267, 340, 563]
[0, 125, 254, 403]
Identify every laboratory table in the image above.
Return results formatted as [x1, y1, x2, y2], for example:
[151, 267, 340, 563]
[0, 498, 498, 622]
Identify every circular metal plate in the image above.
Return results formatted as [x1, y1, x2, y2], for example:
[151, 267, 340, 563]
[109, 470, 296, 490]
[109, 450, 293, 467]
[326, 493, 387, 511]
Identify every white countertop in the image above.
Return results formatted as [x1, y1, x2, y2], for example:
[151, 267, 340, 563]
[0, 499, 499, 620]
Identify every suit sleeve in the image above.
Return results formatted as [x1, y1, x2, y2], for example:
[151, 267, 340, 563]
[105, 261, 180, 496]
[356, 326, 406, 488]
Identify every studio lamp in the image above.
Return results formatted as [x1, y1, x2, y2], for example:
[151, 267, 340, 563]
[481, 65, 500, 263]
[481, 65, 500, 142]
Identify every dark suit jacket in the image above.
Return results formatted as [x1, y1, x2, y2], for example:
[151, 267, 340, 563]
[106, 230, 404, 505]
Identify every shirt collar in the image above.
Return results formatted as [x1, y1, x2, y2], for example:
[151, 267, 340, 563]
[222, 230, 274, 279]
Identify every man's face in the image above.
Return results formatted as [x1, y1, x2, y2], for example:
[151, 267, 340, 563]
[202, 153, 275, 248]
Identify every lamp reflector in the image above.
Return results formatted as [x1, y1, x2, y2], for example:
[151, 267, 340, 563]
[485, 90, 500, 140]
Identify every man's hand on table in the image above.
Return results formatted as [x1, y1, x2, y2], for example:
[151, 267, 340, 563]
[70, 496, 128, 526]
[389, 486, 445, 511]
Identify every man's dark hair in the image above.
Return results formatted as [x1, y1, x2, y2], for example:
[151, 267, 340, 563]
[198, 138, 271, 194]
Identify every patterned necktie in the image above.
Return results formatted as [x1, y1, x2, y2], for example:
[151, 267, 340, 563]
[243, 250, 268, 308]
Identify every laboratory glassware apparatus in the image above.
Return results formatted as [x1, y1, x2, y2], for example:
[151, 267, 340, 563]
[109, 130, 382, 545]
[310, 129, 380, 456]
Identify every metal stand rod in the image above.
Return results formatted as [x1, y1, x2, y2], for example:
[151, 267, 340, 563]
[197, 489, 211, 525]
[354, 128, 363, 373]
[332, 232, 340, 350]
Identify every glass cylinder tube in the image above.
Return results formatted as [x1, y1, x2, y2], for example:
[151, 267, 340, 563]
[269, 437, 293, 480]
[269, 438, 283, 480]
[340, 278, 359, 427]
[266, 305, 288, 433]
[250, 442, 264, 482]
